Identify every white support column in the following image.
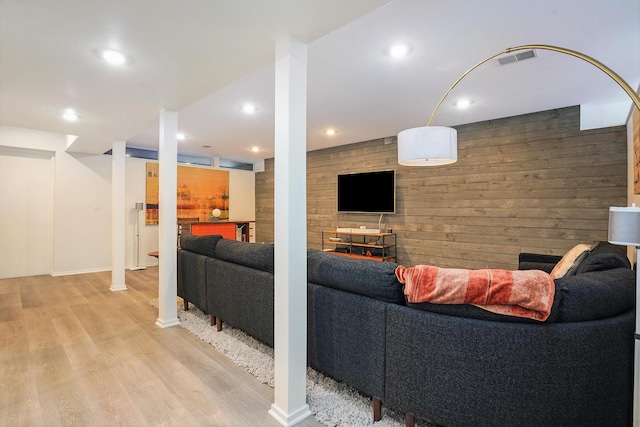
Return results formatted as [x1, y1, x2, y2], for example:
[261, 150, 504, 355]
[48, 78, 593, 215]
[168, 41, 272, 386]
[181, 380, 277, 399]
[634, 248, 640, 427]
[156, 109, 180, 328]
[268, 36, 311, 426]
[110, 140, 127, 291]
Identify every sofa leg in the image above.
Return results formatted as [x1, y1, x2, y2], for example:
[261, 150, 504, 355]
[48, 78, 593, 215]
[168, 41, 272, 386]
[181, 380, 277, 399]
[405, 413, 415, 427]
[183, 299, 189, 311]
[210, 314, 217, 326]
[216, 318, 222, 332]
[373, 397, 382, 422]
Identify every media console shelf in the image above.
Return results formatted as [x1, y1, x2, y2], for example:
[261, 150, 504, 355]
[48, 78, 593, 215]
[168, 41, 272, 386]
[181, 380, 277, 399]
[322, 229, 396, 262]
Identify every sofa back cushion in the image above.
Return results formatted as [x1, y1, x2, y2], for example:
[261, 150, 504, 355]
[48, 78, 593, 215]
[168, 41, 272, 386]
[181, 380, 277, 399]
[180, 234, 222, 258]
[307, 250, 405, 304]
[575, 241, 630, 274]
[214, 239, 274, 273]
[554, 267, 635, 322]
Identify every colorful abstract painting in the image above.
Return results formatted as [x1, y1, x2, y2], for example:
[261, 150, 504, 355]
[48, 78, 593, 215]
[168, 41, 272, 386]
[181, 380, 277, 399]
[145, 163, 230, 224]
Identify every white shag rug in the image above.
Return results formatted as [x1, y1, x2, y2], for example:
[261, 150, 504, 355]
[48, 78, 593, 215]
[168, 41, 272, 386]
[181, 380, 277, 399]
[151, 298, 415, 427]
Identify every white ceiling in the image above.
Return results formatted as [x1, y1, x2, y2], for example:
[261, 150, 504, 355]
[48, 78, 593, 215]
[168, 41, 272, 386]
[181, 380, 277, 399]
[1, 0, 639, 164]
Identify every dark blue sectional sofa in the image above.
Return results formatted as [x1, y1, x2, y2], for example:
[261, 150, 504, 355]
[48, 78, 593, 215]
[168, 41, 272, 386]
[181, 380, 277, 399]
[178, 235, 635, 426]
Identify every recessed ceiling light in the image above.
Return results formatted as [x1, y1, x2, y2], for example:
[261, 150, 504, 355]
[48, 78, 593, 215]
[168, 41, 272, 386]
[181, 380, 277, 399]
[92, 48, 131, 66]
[388, 44, 410, 59]
[62, 108, 78, 122]
[325, 129, 337, 136]
[455, 99, 472, 108]
[177, 132, 186, 141]
[250, 146, 261, 153]
[242, 104, 257, 114]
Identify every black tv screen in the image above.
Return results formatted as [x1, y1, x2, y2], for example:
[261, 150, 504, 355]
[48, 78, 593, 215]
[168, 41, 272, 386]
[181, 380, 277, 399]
[337, 170, 395, 213]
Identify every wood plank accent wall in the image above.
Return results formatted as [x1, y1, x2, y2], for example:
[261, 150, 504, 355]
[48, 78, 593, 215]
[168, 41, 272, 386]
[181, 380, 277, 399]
[255, 106, 628, 269]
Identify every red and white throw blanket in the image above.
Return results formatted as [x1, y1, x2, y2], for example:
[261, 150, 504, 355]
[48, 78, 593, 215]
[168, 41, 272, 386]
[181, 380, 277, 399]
[395, 265, 555, 321]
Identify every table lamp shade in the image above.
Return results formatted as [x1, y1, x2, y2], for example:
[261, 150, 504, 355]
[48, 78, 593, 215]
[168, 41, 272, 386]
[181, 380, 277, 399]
[608, 206, 640, 246]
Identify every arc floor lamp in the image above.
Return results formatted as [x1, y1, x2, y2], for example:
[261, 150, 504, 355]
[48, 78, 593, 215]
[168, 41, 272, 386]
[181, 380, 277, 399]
[397, 44, 639, 166]
[397, 43, 640, 424]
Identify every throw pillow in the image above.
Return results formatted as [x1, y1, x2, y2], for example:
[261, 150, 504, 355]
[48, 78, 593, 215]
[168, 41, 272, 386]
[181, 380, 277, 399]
[549, 244, 591, 279]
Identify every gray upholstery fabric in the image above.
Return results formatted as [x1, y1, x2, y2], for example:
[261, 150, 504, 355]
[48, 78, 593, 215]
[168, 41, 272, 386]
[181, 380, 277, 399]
[518, 253, 562, 273]
[408, 293, 561, 323]
[517, 244, 635, 322]
[177, 248, 185, 299]
[307, 282, 387, 400]
[214, 239, 274, 273]
[409, 265, 635, 324]
[206, 258, 274, 346]
[307, 249, 404, 304]
[576, 241, 631, 274]
[179, 250, 208, 311]
[178, 240, 634, 426]
[180, 234, 222, 258]
[555, 267, 635, 322]
[385, 304, 633, 427]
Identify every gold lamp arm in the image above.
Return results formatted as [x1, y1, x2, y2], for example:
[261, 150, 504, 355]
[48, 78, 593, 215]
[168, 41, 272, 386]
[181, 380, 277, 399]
[427, 44, 640, 127]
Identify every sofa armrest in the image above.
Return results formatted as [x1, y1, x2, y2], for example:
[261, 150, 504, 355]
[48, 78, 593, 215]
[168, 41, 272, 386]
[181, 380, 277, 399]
[518, 253, 561, 273]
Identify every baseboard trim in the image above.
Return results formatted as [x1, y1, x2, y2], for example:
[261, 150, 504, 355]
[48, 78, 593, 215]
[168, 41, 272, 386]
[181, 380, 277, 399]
[51, 265, 157, 277]
[269, 403, 311, 427]
[51, 267, 111, 277]
[155, 318, 180, 328]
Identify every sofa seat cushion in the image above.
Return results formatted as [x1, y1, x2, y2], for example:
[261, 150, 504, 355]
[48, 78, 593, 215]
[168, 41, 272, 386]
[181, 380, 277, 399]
[307, 250, 405, 304]
[214, 239, 274, 273]
[180, 234, 222, 258]
[406, 298, 562, 323]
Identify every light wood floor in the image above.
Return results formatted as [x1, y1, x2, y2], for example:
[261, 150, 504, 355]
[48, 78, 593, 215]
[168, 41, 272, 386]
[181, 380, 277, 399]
[0, 268, 322, 426]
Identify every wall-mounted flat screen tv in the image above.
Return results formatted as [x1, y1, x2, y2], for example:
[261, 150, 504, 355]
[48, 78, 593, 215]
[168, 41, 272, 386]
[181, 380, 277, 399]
[337, 170, 396, 213]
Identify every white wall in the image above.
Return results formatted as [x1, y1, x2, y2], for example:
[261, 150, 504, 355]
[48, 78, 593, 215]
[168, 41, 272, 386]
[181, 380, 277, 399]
[54, 152, 112, 274]
[0, 147, 54, 278]
[0, 125, 257, 276]
[229, 169, 256, 221]
[0, 125, 112, 275]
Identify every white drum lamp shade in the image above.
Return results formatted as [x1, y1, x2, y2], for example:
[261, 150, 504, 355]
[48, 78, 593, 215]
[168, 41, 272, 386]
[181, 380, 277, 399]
[398, 126, 457, 166]
[608, 206, 640, 246]
[212, 208, 222, 218]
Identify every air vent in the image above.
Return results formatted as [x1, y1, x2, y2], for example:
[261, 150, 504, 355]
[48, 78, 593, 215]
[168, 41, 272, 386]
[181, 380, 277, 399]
[201, 145, 211, 148]
[497, 50, 537, 66]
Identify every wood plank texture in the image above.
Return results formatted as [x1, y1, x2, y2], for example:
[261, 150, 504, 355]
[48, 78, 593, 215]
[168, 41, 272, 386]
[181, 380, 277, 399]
[255, 106, 627, 269]
[0, 269, 322, 426]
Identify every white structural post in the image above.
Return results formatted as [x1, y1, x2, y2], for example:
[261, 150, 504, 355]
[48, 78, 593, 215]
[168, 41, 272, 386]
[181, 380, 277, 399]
[110, 140, 127, 291]
[269, 36, 311, 426]
[156, 109, 180, 328]
[634, 248, 640, 427]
